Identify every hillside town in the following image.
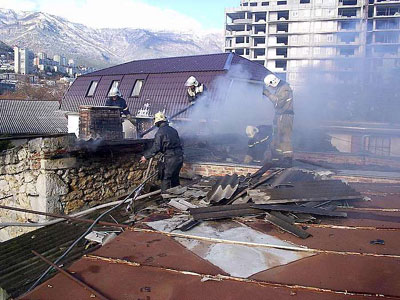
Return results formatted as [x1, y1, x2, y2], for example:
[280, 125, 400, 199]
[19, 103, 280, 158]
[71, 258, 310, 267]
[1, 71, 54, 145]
[0, 0, 399, 299]
[0, 44, 95, 99]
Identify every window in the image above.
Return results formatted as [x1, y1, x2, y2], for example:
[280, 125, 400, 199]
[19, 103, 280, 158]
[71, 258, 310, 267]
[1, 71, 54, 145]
[262, 2, 269, 5]
[86, 81, 98, 97]
[235, 49, 245, 55]
[300, 0, 310, 3]
[250, 2, 258, 6]
[131, 79, 144, 97]
[107, 80, 120, 96]
[365, 136, 391, 156]
[278, 1, 287, 4]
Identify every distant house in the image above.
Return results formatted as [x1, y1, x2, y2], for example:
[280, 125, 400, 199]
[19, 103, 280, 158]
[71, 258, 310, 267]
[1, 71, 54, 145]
[0, 99, 67, 141]
[325, 121, 400, 158]
[61, 53, 271, 136]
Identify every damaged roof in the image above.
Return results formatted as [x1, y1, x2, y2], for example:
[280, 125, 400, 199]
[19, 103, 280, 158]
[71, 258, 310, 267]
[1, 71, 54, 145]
[5, 166, 400, 300]
[0, 99, 67, 135]
[60, 53, 271, 116]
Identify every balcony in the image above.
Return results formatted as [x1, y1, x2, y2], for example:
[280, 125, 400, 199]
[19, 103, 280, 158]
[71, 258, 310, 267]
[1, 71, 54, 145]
[252, 43, 266, 48]
[254, 55, 267, 61]
[232, 18, 252, 24]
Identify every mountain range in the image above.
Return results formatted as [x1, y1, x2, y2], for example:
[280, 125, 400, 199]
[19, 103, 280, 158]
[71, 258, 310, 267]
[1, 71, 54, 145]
[0, 8, 223, 68]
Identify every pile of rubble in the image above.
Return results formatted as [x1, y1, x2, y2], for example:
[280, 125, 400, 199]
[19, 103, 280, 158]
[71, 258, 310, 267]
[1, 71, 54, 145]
[160, 165, 364, 239]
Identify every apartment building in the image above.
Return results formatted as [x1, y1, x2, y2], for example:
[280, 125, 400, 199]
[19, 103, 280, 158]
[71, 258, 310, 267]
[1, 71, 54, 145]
[225, 0, 400, 87]
[14, 47, 33, 75]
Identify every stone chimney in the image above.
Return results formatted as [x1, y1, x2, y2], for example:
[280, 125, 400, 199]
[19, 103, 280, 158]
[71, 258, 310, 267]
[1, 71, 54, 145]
[79, 106, 123, 140]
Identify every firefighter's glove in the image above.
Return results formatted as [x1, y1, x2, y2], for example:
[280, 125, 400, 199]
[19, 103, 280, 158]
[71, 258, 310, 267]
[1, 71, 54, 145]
[263, 88, 271, 97]
[140, 156, 147, 164]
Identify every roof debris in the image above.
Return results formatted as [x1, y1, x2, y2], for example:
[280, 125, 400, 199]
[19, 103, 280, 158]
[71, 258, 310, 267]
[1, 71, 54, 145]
[3, 160, 400, 299]
[152, 163, 362, 239]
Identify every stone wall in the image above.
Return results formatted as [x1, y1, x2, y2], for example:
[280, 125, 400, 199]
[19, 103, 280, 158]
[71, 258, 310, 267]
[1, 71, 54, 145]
[0, 135, 153, 241]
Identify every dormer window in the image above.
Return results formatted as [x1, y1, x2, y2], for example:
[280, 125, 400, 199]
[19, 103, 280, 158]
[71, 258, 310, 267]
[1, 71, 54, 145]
[131, 79, 144, 97]
[86, 81, 98, 97]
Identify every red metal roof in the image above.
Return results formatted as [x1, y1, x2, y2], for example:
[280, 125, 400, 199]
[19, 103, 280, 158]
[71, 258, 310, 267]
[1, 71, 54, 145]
[23, 180, 400, 300]
[61, 53, 271, 116]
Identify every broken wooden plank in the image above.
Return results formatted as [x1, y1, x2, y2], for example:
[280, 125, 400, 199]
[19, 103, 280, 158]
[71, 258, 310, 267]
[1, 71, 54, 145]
[190, 203, 347, 218]
[191, 208, 264, 221]
[268, 211, 295, 224]
[264, 212, 311, 239]
[227, 170, 282, 205]
[250, 195, 362, 205]
[251, 204, 347, 217]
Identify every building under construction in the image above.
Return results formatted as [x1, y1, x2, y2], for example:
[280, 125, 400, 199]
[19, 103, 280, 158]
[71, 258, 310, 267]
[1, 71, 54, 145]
[225, 0, 400, 87]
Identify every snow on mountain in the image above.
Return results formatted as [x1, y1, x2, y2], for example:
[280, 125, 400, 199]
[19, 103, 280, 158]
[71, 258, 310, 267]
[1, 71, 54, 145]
[0, 8, 223, 68]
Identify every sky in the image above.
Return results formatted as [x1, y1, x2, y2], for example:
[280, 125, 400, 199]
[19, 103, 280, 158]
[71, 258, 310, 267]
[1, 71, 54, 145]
[0, 0, 239, 32]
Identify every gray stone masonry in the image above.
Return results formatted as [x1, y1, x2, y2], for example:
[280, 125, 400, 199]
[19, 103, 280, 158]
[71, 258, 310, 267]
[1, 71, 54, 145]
[0, 135, 154, 241]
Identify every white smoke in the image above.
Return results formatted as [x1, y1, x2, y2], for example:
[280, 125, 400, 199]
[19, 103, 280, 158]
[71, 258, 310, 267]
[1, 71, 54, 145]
[176, 64, 274, 138]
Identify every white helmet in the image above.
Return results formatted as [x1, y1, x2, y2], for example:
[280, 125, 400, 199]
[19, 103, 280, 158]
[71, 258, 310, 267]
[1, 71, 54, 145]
[109, 86, 121, 97]
[264, 74, 280, 88]
[154, 111, 167, 124]
[185, 76, 199, 87]
[246, 126, 259, 138]
[109, 87, 121, 97]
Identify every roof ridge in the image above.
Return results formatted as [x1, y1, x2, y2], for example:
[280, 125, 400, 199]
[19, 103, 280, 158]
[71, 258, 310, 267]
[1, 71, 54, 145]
[83, 53, 229, 77]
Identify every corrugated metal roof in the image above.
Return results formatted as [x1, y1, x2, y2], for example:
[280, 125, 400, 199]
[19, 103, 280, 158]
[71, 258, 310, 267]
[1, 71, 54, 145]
[61, 53, 271, 116]
[85, 53, 232, 76]
[62, 71, 227, 117]
[0, 100, 67, 135]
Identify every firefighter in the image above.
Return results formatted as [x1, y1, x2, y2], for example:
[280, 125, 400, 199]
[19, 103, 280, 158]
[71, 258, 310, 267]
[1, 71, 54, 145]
[140, 112, 184, 192]
[263, 74, 294, 167]
[105, 87, 136, 137]
[185, 76, 206, 103]
[244, 125, 273, 164]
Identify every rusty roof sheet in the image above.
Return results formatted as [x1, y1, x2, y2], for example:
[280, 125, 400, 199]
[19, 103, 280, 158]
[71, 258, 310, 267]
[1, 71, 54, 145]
[7, 174, 400, 300]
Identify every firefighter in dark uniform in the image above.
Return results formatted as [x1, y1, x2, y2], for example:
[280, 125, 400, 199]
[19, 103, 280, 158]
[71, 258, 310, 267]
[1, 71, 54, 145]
[140, 112, 184, 192]
[244, 125, 273, 164]
[105, 87, 136, 138]
[105, 87, 132, 118]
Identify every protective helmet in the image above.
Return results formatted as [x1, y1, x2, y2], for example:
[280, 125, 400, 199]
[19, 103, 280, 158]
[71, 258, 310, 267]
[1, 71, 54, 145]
[185, 76, 199, 87]
[154, 111, 167, 124]
[109, 87, 121, 97]
[246, 126, 259, 138]
[264, 74, 280, 88]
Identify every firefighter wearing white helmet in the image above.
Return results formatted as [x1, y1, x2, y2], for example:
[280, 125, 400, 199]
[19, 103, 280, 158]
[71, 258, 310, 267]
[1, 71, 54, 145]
[185, 76, 206, 103]
[105, 86, 137, 137]
[263, 73, 294, 167]
[244, 125, 273, 164]
[140, 111, 183, 192]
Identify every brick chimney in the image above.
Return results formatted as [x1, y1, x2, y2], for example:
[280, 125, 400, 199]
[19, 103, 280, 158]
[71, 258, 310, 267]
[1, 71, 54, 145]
[79, 106, 123, 140]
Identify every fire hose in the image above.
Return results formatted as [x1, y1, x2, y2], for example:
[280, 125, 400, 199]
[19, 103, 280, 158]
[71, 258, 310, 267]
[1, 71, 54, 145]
[139, 102, 196, 138]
